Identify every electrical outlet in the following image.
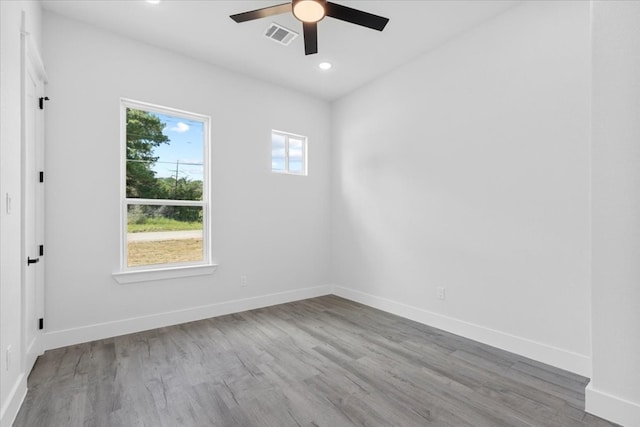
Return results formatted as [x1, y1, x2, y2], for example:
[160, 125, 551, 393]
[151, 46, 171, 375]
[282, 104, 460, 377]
[436, 286, 446, 301]
[240, 275, 247, 287]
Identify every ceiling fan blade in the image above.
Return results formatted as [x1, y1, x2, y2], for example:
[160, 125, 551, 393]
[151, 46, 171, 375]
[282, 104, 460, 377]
[230, 3, 291, 23]
[303, 22, 318, 55]
[325, 2, 389, 31]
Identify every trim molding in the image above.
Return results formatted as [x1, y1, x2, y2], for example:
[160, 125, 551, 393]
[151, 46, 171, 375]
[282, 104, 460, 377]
[112, 264, 218, 284]
[586, 382, 640, 427]
[0, 374, 26, 427]
[44, 285, 332, 350]
[332, 285, 591, 377]
[42, 284, 592, 374]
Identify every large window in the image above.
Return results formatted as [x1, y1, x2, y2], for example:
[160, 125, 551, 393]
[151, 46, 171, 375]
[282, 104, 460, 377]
[272, 130, 307, 175]
[121, 99, 210, 271]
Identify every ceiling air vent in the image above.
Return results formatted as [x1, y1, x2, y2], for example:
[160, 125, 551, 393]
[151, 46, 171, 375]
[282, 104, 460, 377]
[264, 22, 299, 46]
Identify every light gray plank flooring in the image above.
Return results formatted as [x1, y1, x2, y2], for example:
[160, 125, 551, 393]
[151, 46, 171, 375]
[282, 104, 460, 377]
[14, 296, 619, 426]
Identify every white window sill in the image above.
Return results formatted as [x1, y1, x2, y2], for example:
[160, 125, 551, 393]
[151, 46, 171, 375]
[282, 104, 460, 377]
[113, 264, 218, 284]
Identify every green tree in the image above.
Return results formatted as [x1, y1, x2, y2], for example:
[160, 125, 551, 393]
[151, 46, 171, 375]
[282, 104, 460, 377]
[156, 177, 203, 201]
[156, 177, 203, 222]
[126, 108, 170, 198]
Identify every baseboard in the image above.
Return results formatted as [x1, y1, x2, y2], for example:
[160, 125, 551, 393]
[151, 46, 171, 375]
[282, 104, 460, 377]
[44, 285, 332, 350]
[0, 373, 27, 427]
[333, 285, 591, 377]
[43, 283, 591, 376]
[586, 382, 640, 427]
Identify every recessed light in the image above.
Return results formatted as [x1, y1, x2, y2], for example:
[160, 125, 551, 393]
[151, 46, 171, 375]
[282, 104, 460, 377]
[146, 0, 161, 4]
[318, 62, 332, 70]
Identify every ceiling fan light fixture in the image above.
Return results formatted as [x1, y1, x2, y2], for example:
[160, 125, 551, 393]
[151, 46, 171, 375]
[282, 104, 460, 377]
[292, 0, 325, 23]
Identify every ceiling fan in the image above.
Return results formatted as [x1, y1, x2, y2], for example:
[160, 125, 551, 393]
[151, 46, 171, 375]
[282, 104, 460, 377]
[230, 0, 390, 55]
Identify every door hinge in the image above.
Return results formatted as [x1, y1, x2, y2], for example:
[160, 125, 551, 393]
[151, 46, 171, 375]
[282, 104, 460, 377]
[39, 171, 44, 183]
[38, 318, 44, 330]
[38, 96, 50, 110]
[39, 245, 44, 256]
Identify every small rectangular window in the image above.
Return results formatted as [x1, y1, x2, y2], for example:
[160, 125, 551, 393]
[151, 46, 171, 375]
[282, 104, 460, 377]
[121, 99, 210, 271]
[272, 130, 307, 175]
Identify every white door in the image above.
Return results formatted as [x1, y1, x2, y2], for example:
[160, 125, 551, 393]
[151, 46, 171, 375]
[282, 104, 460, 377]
[22, 31, 46, 374]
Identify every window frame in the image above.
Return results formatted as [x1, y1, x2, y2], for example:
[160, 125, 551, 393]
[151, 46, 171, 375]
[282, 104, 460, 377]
[118, 98, 212, 275]
[271, 129, 308, 176]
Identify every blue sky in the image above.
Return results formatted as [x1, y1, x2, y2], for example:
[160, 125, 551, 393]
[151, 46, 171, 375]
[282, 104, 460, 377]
[150, 112, 204, 180]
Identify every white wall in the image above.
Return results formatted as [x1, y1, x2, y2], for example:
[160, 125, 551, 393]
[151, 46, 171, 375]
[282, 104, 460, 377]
[0, 1, 42, 425]
[331, 1, 592, 375]
[41, 12, 331, 348]
[587, 1, 640, 425]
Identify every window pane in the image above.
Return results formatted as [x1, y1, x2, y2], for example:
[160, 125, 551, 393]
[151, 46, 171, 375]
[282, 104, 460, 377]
[289, 138, 303, 174]
[127, 204, 203, 267]
[126, 108, 204, 200]
[272, 133, 286, 172]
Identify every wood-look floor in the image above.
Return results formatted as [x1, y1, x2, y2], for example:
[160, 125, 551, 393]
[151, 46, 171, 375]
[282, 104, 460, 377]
[15, 296, 618, 427]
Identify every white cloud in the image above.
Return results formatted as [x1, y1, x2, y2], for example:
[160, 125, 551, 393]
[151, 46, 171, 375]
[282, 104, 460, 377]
[170, 122, 190, 133]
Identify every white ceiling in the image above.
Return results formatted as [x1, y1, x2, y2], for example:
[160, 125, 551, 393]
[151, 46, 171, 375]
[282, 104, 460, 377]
[41, 0, 520, 101]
